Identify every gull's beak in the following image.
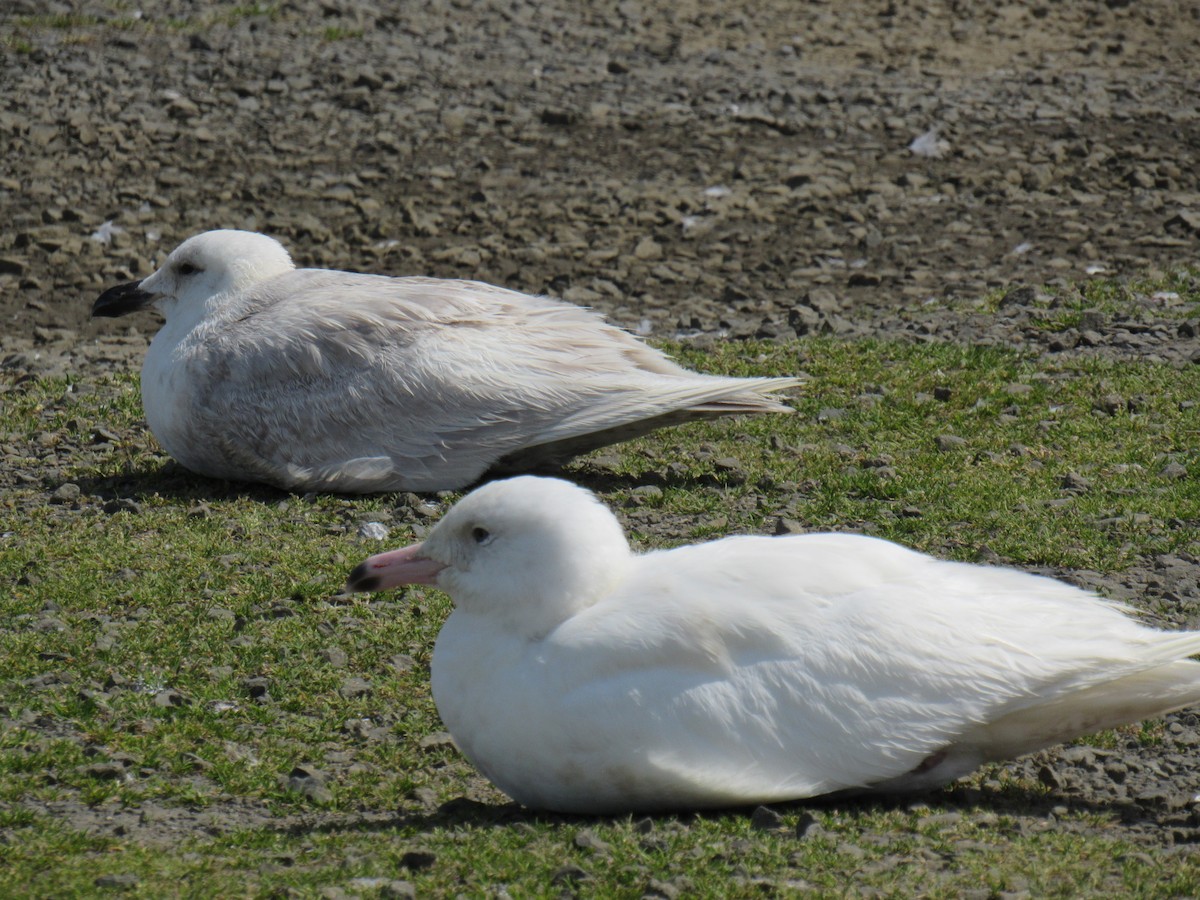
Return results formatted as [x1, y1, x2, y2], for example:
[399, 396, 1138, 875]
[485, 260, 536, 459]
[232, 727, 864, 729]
[345, 542, 447, 593]
[92, 280, 154, 318]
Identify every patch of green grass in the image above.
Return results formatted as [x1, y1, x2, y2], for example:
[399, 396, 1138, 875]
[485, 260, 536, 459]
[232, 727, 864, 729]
[1, 330, 1198, 895]
[0, 802, 1192, 898]
[14, 14, 103, 29]
[0, 34, 35, 53]
[971, 267, 1200, 331]
[634, 338, 1199, 573]
[322, 25, 365, 41]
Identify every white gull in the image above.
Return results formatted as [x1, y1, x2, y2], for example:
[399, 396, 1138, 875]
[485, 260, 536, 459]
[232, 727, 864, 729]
[92, 230, 798, 493]
[346, 476, 1200, 814]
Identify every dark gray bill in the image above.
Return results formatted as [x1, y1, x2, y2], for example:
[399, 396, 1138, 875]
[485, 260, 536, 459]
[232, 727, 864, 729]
[92, 280, 154, 318]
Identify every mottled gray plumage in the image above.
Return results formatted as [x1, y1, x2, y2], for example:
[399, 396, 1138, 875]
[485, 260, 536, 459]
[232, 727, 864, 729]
[92, 230, 799, 492]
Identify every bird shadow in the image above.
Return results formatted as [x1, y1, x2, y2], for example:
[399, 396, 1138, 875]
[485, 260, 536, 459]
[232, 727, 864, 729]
[269, 782, 1165, 840]
[68, 463, 295, 507]
[63, 457, 726, 508]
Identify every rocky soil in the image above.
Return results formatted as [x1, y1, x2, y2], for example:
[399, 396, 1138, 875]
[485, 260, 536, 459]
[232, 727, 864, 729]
[3, 0, 1200, 871]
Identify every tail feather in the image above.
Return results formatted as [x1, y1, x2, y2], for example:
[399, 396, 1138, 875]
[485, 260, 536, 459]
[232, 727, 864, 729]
[493, 375, 801, 472]
[969, 657, 1200, 762]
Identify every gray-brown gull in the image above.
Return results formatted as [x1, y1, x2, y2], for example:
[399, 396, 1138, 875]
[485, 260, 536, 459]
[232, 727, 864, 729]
[92, 230, 799, 493]
[346, 475, 1200, 814]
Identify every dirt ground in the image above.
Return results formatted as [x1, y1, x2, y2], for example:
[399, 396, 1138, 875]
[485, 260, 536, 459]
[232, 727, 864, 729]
[3, 0, 1200, 864]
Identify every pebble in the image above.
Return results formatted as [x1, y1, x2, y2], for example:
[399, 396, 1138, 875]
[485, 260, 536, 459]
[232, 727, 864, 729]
[321, 647, 349, 668]
[1159, 462, 1187, 480]
[287, 765, 332, 803]
[378, 882, 417, 900]
[153, 689, 187, 708]
[357, 521, 389, 540]
[418, 731, 457, 753]
[1060, 471, 1092, 493]
[50, 483, 81, 503]
[338, 677, 372, 700]
[749, 805, 787, 832]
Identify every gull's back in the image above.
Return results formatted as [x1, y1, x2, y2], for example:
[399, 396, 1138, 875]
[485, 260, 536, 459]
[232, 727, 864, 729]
[146, 269, 798, 492]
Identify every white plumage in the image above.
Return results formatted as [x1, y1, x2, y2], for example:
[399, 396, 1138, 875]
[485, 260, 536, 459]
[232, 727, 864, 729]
[92, 230, 798, 493]
[346, 476, 1200, 814]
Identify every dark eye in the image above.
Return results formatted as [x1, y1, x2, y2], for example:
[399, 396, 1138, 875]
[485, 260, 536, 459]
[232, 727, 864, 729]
[178, 262, 200, 276]
[471, 526, 491, 545]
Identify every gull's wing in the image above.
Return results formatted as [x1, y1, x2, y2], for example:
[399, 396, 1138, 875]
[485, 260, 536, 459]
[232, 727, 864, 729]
[178, 271, 799, 491]
[529, 534, 1200, 809]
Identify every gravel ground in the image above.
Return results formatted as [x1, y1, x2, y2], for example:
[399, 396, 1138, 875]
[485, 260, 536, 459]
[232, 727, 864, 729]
[4, 0, 1200, 864]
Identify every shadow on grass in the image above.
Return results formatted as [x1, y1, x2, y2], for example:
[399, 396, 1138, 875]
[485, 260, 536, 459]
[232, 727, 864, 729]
[69, 464, 294, 505]
[269, 782, 1163, 840]
[64, 457, 729, 507]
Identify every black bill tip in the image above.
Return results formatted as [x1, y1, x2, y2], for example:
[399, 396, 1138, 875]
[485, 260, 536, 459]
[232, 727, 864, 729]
[92, 280, 154, 318]
[345, 561, 381, 594]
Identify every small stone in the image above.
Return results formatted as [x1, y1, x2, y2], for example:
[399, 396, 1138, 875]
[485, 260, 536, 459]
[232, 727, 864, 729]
[288, 765, 333, 803]
[289, 764, 325, 783]
[85, 411, 125, 444]
[936, 434, 967, 451]
[390, 653, 417, 673]
[357, 521, 389, 540]
[630, 485, 663, 502]
[94, 873, 140, 891]
[379, 882, 417, 900]
[1038, 765, 1064, 790]
[339, 677, 372, 700]
[1093, 393, 1125, 415]
[1159, 462, 1187, 480]
[342, 718, 382, 740]
[775, 517, 805, 535]
[634, 237, 663, 260]
[551, 864, 591, 885]
[1060, 471, 1092, 493]
[321, 647, 349, 668]
[418, 731, 456, 752]
[1105, 762, 1128, 784]
[750, 805, 786, 831]
[408, 786, 438, 808]
[574, 828, 612, 853]
[795, 812, 820, 838]
[153, 689, 187, 708]
[50, 483, 81, 503]
[84, 762, 126, 780]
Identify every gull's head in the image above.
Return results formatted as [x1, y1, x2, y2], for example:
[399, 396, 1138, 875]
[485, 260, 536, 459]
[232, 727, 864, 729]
[345, 476, 634, 637]
[92, 230, 295, 324]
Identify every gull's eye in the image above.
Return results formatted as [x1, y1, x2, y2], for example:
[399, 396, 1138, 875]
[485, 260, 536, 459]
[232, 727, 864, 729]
[471, 526, 492, 545]
[178, 262, 200, 276]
